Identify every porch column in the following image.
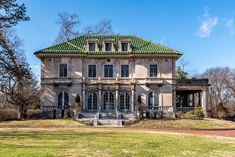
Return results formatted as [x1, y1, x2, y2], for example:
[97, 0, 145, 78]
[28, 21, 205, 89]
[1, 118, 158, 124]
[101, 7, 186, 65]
[82, 77, 86, 110]
[198, 92, 202, 107]
[82, 86, 86, 110]
[115, 85, 119, 118]
[202, 89, 209, 115]
[98, 84, 102, 113]
[131, 84, 135, 112]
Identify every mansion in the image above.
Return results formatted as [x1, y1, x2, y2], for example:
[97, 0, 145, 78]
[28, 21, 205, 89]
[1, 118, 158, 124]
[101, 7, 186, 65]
[35, 35, 209, 120]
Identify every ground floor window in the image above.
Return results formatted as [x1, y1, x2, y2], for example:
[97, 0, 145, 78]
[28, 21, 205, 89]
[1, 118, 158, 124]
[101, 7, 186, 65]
[103, 92, 114, 111]
[58, 91, 69, 106]
[87, 92, 98, 110]
[148, 91, 159, 109]
[119, 92, 130, 111]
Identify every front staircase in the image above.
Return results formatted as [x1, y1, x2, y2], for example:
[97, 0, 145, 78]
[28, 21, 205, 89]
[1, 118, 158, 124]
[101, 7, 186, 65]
[79, 111, 137, 127]
[93, 119, 123, 127]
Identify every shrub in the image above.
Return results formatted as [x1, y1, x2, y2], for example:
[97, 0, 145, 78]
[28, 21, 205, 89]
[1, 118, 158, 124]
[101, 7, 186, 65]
[175, 111, 185, 119]
[186, 108, 205, 120]
[75, 94, 80, 104]
[0, 108, 18, 121]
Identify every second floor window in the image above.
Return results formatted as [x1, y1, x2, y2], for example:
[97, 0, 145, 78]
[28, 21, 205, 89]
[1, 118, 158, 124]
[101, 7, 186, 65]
[89, 42, 96, 51]
[88, 65, 96, 77]
[121, 43, 128, 51]
[59, 64, 67, 77]
[104, 65, 113, 77]
[150, 64, 158, 77]
[105, 43, 112, 51]
[121, 65, 129, 77]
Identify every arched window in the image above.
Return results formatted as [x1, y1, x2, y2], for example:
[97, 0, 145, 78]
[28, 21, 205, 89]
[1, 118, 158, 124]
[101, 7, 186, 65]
[58, 91, 69, 106]
[87, 92, 97, 110]
[119, 92, 130, 111]
[148, 91, 158, 109]
[103, 92, 114, 111]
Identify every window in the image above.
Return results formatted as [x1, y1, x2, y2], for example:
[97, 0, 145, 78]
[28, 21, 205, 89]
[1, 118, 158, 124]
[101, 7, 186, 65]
[148, 92, 158, 109]
[103, 92, 114, 111]
[58, 91, 69, 106]
[121, 43, 128, 51]
[104, 65, 113, 77]
[150, 64, 158, 77]
[59, 64, 67, 77]
[89, 42, 96, 51]
[87, 92, 97, 110]
[121, 65, 129, 77]
[119, 92, 130, 111]
[88, 65, 96, 77]
[105, 43, 112, 51]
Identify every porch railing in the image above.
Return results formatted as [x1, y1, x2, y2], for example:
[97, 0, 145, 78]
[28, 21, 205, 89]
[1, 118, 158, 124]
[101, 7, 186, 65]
[42, 105, 70, 111]
[143, 106, 173, 111]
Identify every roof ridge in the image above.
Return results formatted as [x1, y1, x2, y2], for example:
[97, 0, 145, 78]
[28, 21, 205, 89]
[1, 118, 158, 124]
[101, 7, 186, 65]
[66, 41, 84, 51]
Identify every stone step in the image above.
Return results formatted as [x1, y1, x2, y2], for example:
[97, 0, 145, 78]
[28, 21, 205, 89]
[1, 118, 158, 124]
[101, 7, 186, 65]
[93, 119, 123, 127]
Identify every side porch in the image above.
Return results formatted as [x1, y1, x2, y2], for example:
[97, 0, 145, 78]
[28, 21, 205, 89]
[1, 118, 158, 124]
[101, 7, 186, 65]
[176, 79, 210, 114]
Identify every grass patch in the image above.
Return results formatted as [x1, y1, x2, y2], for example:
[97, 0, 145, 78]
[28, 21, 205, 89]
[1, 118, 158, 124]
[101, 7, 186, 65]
[129, 118, 235, 129]
[0, 119, 85, 128]
[0, 128, 234, 157]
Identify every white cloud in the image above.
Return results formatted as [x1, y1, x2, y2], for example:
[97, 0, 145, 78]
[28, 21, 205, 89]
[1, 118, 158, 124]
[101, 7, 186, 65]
[224, 19, 234, 35]
[197, 9, 219, 38]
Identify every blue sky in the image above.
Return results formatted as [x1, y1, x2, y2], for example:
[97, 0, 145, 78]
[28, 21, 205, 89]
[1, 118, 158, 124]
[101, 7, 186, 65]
[16, 0, 235, 78]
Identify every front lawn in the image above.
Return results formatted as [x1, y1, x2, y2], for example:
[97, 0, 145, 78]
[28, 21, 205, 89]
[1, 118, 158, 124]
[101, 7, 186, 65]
[128, 118, 235, 129]
[0, 127, 234, 157]
[0, 119, 85, 128]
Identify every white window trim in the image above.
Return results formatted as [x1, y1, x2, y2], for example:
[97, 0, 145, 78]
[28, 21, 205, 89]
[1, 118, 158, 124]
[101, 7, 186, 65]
[121, 42, 129, 52]
[103, 64, 114, 78]
[57, 91, 70, 106]
[87, 41, 98, 52]
[104, 42, 113, 51]
[87, 64, 97, 78]
[120, 64, 129, 78]
[149, 64, 159, 78]
[58, 63, 68, 78]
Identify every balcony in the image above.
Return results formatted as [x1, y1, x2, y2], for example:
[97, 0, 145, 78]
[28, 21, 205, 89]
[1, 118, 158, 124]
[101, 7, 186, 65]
[41, 77, 72, 85]
[145, 77, 164, 85]
[42, 105, 70, 111]
[84, 77, 132, 85]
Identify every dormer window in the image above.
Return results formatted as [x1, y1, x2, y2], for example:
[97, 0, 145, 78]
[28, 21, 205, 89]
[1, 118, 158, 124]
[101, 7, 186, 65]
[121, 43, 128, 51]
[89, 42, 96, 51]
[105, 43, 112, 51]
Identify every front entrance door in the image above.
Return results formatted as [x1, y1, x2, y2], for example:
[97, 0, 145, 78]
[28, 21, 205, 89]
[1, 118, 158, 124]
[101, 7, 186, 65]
[103, 92, 114, 111]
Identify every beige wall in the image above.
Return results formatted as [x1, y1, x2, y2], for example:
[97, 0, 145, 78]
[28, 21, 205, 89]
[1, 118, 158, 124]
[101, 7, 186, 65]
[40, 56, 175, 107]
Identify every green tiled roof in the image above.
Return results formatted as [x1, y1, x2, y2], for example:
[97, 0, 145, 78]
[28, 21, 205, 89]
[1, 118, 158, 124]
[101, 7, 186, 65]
[35, 35, 181, 55]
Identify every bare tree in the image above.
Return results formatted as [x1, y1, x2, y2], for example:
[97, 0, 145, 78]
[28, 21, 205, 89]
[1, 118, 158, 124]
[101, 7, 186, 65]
[83, 19, 113, 36]
[55, 11, 113, 43]
[0, 1, 40, 119]
[201, 67, 235, 118]
[55, 12, 80, 43]
[0, 0, 29, 28]
[0, 29, 39, 119]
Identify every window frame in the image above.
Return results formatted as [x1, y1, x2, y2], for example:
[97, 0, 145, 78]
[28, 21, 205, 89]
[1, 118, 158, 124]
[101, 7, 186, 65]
[88, 64, 97, 78]
[121, 42, 129, 51]
[58, 63, 68, 77]
[88, 42, 96, 51]
[105, 42, 113, 51]
[103, 64, 114, 78]
[149, 64, 158, 77]
[87, 92, 98, 111]
[121, 64, 129, 78]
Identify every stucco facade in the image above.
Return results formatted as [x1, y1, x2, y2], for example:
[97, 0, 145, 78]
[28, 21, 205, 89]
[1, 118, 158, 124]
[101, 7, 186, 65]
[35, 35, 209, 120]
